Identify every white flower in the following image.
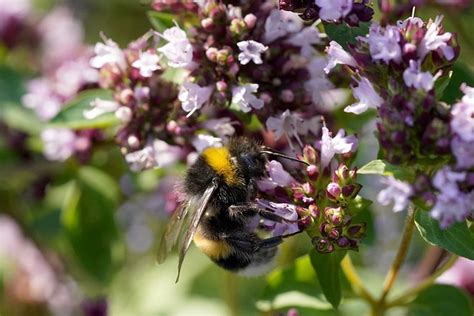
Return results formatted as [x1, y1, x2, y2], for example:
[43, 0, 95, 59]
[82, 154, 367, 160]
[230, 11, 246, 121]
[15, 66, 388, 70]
[202, 117, 236, 139]
[320, 127, 358, 167]
[125, 139, 181, 171]
[191, 134, 223, 153]
[22, 78, 62, 121]
[451, 85, 474, 142]
[315, 0, 352, 22]
[403, 60, 437, 91]
[257, 160, 295, 192]
[432, 166, 465, 194]
[345, 77, 383, 114]
[132, 51, 161, 77]
[237, 40, 268, 65]
[41, 128, 76, 161]
[367, 23, 402, 64]
[324, 41, 357, 74]
[90, 38, 126, 69]
[231, 84, 264, 112]
[419, 16, 454, 61]
[263, 9, 302, 43]
[286, 26, 323, 54]
[266, 110, 313, 149]
[178, 82, 213, 117]
[84, 98, 120, 119]
[377, 176, 413, 212]
[157, 25, 193, 68]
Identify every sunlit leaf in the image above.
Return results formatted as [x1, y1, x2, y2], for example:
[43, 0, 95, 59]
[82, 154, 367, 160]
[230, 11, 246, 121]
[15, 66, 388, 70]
[415, 211, 474, 260]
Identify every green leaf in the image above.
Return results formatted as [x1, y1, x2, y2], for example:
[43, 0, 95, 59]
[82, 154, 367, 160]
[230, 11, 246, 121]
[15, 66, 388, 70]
[441, 62, 474, 104]
[415, 211, 474, 260]
[0, 65, 24, 105]
[348, 196, 372, 215]
[358, 159, 413, 181]
[323, 22, 370, 50]
[257, 255, 332, 312]
[147, 11, 175, 32]
[50, 89, 118, 129]
[309, 251, 347, 309]
[408, 284, 473, 316]
[434, 71, 452, 99]
[61, 167, 123, 283]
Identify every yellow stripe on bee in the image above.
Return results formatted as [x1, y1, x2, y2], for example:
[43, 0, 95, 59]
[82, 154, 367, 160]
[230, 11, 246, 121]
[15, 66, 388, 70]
[194, 230, 231, 259]
[202, 147, 240, 185]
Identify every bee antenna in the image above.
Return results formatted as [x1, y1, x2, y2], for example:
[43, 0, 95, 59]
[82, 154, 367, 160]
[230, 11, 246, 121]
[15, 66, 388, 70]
[260, 149, 310, 166]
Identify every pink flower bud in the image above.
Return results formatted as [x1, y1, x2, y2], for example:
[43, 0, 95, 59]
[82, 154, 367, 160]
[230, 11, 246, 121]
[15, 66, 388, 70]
[244, 14, 257, 29]
[201, 17, 214, 30]
[326, 182, 341, 201]
[216, 80, 228, 92]
[280, 89, 295, 103]
[206, 47, 218, 62]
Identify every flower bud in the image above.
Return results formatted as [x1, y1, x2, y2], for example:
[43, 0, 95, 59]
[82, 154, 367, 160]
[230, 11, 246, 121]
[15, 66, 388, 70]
[324, 207, 344, 226]
[216, 49, 229, 65]
[115, 106, 132, 123]
[312, 237, 334, 253]
[337, 236, 350, 248]
[280, 89, 295, 103]
[119, 88, 134, 104]
[328, 227, 340, 240]
[303, 145, 318, 165]
[302, 182, 315, 196]
[308, 204, 319, 218]
[216, 80, 228, 92]
[298, 215, 313, 230]
[127, 135, 140, 149]
[206, 47, 218, 62]
[306, 164, 319, 180]
[326, 182, 341, 201]
[201, 17, 214, 31]
[243, 14, 257, 29]
[229, 18, 246, 36]
[342, 183, 362, 199]
[347, 223, 366, 239]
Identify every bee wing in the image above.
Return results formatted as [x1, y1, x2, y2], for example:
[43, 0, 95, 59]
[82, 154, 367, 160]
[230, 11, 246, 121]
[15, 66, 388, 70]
[156, 200, 191, 264]
[175, 179, 219, 283]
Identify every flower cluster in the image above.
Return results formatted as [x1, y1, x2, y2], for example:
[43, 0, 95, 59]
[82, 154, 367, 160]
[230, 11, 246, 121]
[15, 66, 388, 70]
[279, 0, 374, 26]
[325, 14, 459, 165]
[257, 127, 366, 253]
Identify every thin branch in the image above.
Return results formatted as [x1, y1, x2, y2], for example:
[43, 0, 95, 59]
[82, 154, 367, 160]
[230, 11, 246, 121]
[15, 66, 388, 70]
[341, 254, 376, 304]
[379, 206, 416, 303]
[386, 254, 458, 307]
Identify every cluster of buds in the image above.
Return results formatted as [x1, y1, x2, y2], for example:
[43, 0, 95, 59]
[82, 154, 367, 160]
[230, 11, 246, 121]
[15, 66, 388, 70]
[257, 127, 367, 253]
[325, 13, 459, 165]
[279, 0, 374, 26]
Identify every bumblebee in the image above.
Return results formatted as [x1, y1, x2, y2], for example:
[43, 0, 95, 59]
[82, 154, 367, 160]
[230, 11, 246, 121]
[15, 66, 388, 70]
[157, 137, 307, 282]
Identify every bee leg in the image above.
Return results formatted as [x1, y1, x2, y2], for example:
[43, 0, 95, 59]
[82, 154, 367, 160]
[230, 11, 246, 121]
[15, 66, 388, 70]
[228, 204, 298, 223]
[258, 230, 304, 249]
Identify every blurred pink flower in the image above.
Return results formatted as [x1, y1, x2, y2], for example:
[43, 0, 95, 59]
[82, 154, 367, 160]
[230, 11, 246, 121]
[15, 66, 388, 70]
[438, 257, 474, 297]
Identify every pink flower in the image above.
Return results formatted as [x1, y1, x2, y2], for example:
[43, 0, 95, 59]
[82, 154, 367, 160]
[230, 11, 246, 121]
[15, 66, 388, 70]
[324, 41, 357, 74]
[125, 139, 181, 171]
[320, 127, 358, 168]
[231, 83, 264, 112]
[377, 176, 413, 212]
[266, 110, 308, 148]
[132, 51, 161, 77]
[367, 23, 402, 64]
[257, 160, 295, 192]
[191, 134, 223, 153]
[178, 81, 213, 117]
[90, 38, 126, 69]
[419, 16, 454, 61]
[22, 78, 62, 121]
[263, 9, 302, 43]
[403, 60, 437, 91]
[41, 128, 77, 161]
[157, 24, 193, 68]
[438, 257, 474, 297]
[451, 84, 474, 142]
[346, 77, 383, 114]
[315, 0, 352, 22]
[237, 40, 268, 65]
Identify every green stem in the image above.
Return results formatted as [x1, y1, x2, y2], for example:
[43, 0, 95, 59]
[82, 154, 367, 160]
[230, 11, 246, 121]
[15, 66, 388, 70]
[341, 255, 376, 304]
[379, 206, 416, 304]
[386, 254, 458, 307]
[223, 271, 240, 316]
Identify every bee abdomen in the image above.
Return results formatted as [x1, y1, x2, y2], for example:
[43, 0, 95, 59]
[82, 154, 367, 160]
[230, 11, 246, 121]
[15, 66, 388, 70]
[213, 245, 278, 276]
